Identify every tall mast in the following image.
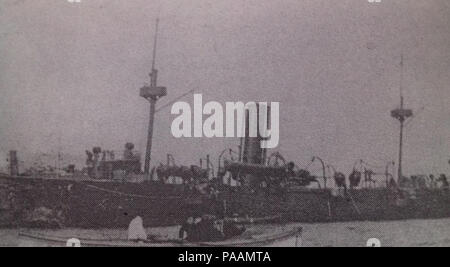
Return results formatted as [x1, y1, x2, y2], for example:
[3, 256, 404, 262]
[391, 55, 412, 181]
[400, 54, 404, 101]
[151, 18, 159, 78]
[140, 18, 167, 175]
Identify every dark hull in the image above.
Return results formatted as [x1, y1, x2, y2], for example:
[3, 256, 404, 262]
[0, 175, 215, 228]
[1, 174, 450, 228]
[222, 187, 450, 223]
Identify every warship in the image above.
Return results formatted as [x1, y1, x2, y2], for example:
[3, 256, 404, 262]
[1, 23, 449, 229]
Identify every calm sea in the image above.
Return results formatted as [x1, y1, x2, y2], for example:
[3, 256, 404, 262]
[1, 218, 449, 247]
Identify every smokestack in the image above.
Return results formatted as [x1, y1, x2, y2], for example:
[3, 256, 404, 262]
[9, 151, 19, 176]
[241, 104, 270, 165]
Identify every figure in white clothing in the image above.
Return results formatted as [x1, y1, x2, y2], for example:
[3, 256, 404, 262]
[128, 216, 147, 241]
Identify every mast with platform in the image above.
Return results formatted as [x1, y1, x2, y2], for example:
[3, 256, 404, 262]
[140, 18, 167, 175]
[390, 55, 413, 180]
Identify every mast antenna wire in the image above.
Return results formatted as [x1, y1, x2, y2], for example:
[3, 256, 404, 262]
[400, 54, 404, 100]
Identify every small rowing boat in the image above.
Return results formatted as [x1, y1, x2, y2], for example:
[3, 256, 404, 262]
[19, 227, 303, 247]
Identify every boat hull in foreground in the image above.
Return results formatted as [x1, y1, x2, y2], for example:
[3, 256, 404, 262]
[18, 227, 303, 247]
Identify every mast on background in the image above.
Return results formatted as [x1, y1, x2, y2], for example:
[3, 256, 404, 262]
[391, 55, 413, 181]
[140, 18, 167, 175]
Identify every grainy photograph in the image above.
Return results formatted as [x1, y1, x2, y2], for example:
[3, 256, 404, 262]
[0, 0, 449, 249]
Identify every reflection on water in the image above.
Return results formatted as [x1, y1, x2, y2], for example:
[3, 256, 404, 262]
[2, 218, 450, 247]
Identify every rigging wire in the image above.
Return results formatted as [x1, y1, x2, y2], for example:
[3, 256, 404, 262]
[155, 88, 196, 113]
[360, 160, 385, 170]
[405, 106, 425, 128]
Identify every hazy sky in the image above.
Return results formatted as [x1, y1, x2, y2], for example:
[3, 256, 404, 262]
[0, 0, 449, 178]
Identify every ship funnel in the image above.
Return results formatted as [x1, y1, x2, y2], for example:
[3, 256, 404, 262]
[240, 104, 270, 166]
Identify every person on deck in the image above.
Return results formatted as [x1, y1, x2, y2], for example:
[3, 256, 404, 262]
[223, 220, 246, 239]
[128, 216, 148, 241]
[179, 215, 246, 242]
[439, 174, 449, 188]
[179, 217, 198, 241]
[197, 216, 225, 242]
[179, 215, 227, 242]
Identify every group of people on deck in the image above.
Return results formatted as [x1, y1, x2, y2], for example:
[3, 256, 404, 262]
[127, 215, 246, 243]
[179, 215, 246, 242]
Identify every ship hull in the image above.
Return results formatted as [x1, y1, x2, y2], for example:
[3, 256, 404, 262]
[0, 175, 214, 228]
[222, 187, 450, 223]
[1, 175, 450, 228]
